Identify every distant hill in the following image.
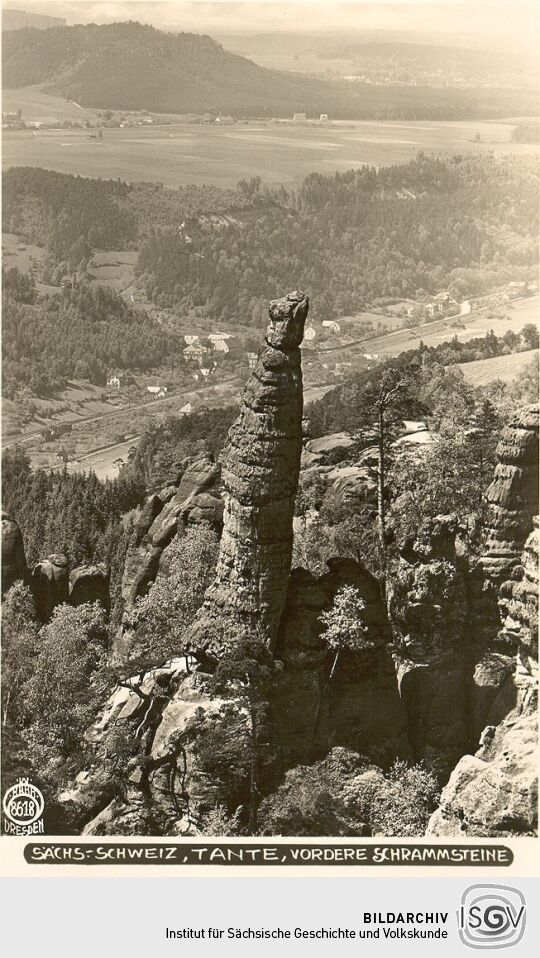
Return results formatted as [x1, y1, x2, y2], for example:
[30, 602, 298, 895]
[2, 7, 65, 30]
[2, 21, 539, 120]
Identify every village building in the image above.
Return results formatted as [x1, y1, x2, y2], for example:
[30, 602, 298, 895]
[247, 352, 258, 370]
[208, 332, 233, 342]
[147, 385, 167, 398]
[184, 334, 199, 345]
[107, 374, 122, 389]
[183, 344, 209, 365]
[322, 320, 341, 333]
[180, 402, 193, 414]
[293, 112, 307, 122]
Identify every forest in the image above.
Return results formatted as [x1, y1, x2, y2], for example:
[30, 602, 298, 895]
[138, 154, 538, 323]
[3, 21, 539, 119]
[2, 279, 186, 396]
[4, 155, 538, 335]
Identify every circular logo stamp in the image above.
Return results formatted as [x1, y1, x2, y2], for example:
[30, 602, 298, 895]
[3, 778, 44, 828]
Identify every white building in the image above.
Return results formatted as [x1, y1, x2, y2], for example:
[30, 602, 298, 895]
[107, 375, 121, 389]
[247, 352, 258, 370]
[183, 344, 209, 365]
[322, 320, 341, 334]
[212, 339, 230, 353]
[147, 385, 167, 398]
[184, 334, 199, 345]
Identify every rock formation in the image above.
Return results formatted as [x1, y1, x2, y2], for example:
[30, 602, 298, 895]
[187, 290, 309, 656]
[428, 518, 538, 836]
[387, 515, 476, 777]
[274, 557, 409, 766]
[69, 564, 110, 611]
[480, 404, 539, 597]
[32, 553, 70, 621]
[114, 454, 223, 656]
[1, 511, 28, 594]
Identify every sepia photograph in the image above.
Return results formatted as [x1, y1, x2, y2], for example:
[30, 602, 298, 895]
[0, 0, 538, 845]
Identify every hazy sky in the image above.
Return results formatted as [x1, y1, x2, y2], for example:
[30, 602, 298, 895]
[4, 1, 539, 51]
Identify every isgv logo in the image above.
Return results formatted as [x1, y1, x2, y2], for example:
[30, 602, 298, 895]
[458, 885, 526, 950]
[3, 778, 45, 835]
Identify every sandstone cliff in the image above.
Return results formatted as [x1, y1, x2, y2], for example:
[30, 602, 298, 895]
[428, 518, 538, 836]
[187, 290, 309, 657]
[481, 404, 539, 597]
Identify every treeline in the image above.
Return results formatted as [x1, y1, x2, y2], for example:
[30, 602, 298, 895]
[2, 168, 258, 285]
[1, 446, 145, 567]
[309, 327, 539, 437]
[136, 154, 539, 324]
[2, 167, 136, 258]
[4, 156, 538, 330]
[2, 280, 186, 396]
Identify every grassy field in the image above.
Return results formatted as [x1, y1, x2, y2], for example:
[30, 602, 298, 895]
[2, 232, 47, 273]
[458, 348, 538, 386]
[3, 115, 539, 188]
[2, 86, 98, 123]
[89, 250, 138, 292]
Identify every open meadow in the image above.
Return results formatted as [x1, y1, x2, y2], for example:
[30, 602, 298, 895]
[458, 348, 538, 386]
[3, 115, 539, 188]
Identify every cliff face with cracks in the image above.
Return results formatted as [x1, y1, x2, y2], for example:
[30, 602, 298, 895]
[187, 290, 309, 657]
[480, 404, 539, 599]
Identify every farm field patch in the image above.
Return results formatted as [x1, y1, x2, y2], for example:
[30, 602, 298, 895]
[2, 86, 98, 123]
[458, 348, 538, 386]
[3, 116, 539, 188]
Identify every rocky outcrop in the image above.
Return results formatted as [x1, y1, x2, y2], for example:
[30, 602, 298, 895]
[69, 564, 110, 611]
[428, 517, 538, 835]
[32, 553, 69, 621]
[388, 516, 480, 777]
[187, 290, 309, 656]
[480, 404, 538, 593]
[427, 704, 537, 837]
[115, 454, 223, 655]
[1, 511, 28, 594]
[274, 557, 408, 766]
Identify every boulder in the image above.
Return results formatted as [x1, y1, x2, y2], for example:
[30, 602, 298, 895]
[305, 432, 354, 457]
[427, 706, 537, 836]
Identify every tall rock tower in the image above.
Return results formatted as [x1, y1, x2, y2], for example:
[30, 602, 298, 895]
[188, 290, 309, 657]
